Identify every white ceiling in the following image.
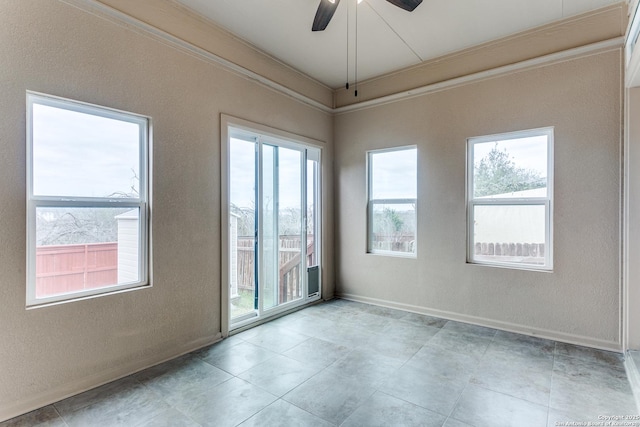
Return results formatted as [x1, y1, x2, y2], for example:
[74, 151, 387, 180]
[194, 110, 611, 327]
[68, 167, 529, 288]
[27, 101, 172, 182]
[176, 0, 619, 89]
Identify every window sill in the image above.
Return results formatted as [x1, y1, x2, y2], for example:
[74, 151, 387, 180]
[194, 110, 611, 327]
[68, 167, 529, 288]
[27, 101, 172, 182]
[26, 282, 151, 309]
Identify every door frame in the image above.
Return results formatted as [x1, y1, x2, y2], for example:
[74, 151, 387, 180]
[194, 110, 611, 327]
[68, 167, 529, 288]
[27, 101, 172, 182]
[221, 114, 323, 336]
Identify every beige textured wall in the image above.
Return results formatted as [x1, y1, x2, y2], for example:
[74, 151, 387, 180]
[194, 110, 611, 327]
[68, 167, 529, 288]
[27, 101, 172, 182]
[0, 0, 333, 420]
[335, 49, 623, 349]
[627, 87, 640, 350]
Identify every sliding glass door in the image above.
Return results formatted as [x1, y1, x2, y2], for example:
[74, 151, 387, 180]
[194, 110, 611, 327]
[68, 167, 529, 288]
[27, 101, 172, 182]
[228, 126, 321, 328]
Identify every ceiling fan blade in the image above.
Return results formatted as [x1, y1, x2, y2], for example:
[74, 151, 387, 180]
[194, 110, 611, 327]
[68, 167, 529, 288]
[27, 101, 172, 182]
[312, 0, 340, 31]
[386, 0, 423, 12]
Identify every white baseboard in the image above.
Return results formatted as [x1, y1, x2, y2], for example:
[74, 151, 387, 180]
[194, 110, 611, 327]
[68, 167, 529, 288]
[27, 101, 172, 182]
[625, 352, 640, 414]
[0, 333, 223, 423]
[336, 292, 622, 353]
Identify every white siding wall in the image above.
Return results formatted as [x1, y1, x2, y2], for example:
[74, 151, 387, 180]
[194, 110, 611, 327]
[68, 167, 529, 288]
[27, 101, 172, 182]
[116, 210, 139, 284]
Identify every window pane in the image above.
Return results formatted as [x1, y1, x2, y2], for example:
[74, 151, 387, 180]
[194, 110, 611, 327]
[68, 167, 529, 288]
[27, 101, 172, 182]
[262, 144, 277, 311]
[307, 159, 317, 266]
[473, 135, 548, 198]
[277, 146, 303, 305]
[370, 148, 417, 199]
[229, 137, 257, 320]
[371, 203, 416, 254]
[32, 103, 141, 198]
[472, 204, 546, 266]
[35, 207, 140, 299]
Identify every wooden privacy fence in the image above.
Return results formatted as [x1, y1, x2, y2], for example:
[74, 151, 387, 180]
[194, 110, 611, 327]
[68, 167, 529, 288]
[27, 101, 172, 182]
[236, 237, 255, 290]
[235, 235, 314, 303]
[279, 241, 314, 303]
[370, 234, 415, 253]
[35, 243, 118, 298]
[474, 241, 545, 264]
[475, 242, 544, 257]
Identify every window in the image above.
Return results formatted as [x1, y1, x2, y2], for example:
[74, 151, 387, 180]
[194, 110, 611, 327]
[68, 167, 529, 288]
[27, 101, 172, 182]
[26, 92, 149, 306]
[367, 146, 417, 256]
[467, 128, 553, 270]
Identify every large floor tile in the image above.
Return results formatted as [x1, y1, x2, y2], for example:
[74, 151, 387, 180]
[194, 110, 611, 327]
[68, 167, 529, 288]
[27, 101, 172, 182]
[490, 330, 555, 355]
[405, 344, 478, 382]
[427, 329, 492, 360]
[325, 348, 403, 386]
[341, 391, 446, 427]
[133, 407, 200, 427]
[399, 312, 449, 329]
[471, 342, 554, 406]
[54, 377, 139, 416]
[283, 337, 351, 368]
[167, 377, 277, 427]
[552, 355, 630, 393]
[546, 409, 583, 427]
[549, 357, 637, 420]
[554, 343, 623, 366]
[135, 354, 232, 396]
[360, 304, 409, 320]
[548, 378, 636, 422]
[380, 364, 467, 416]
[0, 406, 66, 427]
[312, 323, 377, 349]
[243, 326, 311, 354]
[450, 385, 548, 427]
[238, 399, 333, 427]
[442, 418, 473, 427]
[199, 341, 278, 375]
[193, 335, 245, 360]
[269, 313, 339, 337]
[365, 332, 424, 362]
[303, 300, 359, 319]
[481, 340, 554, 373]
[381, 319, 440, 345]
[238, 354, 322, 396]
[283, 370, 377, 425]
[441, 321, 496, 339]
[470, 361, 552, 406]
[331, 310, 393, 330]
[59, 380, 171, 427]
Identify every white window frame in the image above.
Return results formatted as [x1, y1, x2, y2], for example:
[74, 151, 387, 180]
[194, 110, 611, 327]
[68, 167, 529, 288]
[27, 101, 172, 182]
[466, 127, 554, 271]
[366, 146, 417, 257]
[26, 92, 150, 307]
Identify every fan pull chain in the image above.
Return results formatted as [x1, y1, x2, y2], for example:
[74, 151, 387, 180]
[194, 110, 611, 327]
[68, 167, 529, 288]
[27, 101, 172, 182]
[355, 0, 358, 97]
[346, 0, 349, 90]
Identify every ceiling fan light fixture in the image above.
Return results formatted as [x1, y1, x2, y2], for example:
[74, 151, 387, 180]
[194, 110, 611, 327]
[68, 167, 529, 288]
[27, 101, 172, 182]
[385, 0, 423, 12]
[312, 0, 341, 31]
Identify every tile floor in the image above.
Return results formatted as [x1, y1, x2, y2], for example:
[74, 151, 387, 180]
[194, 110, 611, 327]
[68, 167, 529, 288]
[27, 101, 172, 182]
[633, 350, 640, 371]
[2, 299, 639, 427]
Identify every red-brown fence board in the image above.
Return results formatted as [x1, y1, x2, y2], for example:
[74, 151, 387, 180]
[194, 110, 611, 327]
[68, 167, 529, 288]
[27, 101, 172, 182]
[35, 243, 118, 298]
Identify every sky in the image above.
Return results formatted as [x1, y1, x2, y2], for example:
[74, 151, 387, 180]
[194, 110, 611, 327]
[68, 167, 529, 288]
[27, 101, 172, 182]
[32, 103, 141, 198]
[230, 137, 303, 210]
[472, 134, 548, 176]
[370, 148, 417, 200]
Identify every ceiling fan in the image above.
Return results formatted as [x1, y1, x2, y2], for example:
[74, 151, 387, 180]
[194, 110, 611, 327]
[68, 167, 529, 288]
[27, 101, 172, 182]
[312, 0, 423, 31]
